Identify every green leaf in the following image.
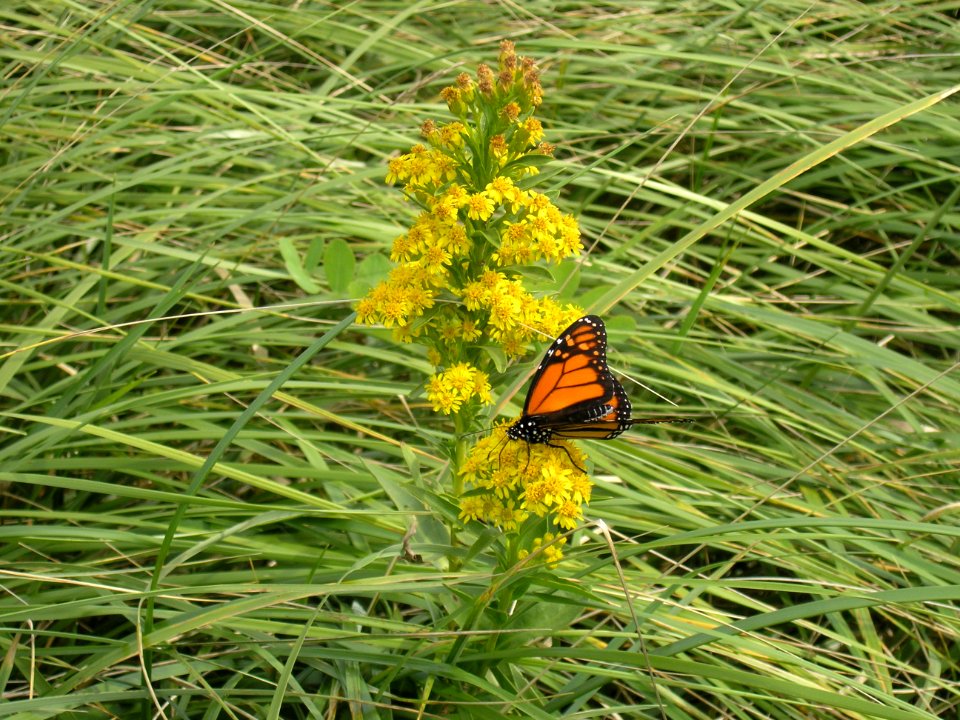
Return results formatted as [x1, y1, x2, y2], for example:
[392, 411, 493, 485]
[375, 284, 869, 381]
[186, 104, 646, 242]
[278, 237, 321, 293]
[325, 238, 356, 294]
[480, 344, 508, 374]
[353, 251, 391, 293]
[304, 236, 324, 273]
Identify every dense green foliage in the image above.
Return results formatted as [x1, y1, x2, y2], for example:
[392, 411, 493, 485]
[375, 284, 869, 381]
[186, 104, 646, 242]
[2, 2, 959, 718]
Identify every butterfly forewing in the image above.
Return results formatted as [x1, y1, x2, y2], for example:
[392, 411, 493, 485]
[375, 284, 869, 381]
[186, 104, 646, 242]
[523, 316, 613, 416]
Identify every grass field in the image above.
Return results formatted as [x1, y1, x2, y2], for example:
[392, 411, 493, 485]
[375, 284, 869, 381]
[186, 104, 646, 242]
[2, 2, 960, 718]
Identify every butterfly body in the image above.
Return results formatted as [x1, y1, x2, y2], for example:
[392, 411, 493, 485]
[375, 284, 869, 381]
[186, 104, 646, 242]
[507, 315, 635, 446]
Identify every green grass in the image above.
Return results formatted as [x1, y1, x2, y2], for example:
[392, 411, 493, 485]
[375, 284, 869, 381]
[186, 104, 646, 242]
[3, 1, 960, 718]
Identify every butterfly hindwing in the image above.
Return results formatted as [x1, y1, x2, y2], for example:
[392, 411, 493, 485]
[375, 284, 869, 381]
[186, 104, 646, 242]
[549, 372, 631, 439]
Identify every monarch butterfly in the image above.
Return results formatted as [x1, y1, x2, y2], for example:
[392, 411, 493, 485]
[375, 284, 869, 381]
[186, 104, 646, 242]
[507, 315, 684, 449]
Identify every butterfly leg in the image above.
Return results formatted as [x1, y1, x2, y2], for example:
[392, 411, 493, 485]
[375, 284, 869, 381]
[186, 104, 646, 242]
[546, 441, 587, 474]
[495, 436, 532, 480]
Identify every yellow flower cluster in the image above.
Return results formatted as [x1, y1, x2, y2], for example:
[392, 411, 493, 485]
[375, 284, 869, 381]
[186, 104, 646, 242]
[459, 271, 580, 357]
[356, 40, 584, 375]
[493, 192, 582, 267]
[426, 363, 492, 415]
[356, 181, 582, 352]
[355, 263, 437, 329]
[353, 43, 595, 570]
[459, 423, 592, 536]
[519, 533, 567, 569]
[385, 141, 460, 197]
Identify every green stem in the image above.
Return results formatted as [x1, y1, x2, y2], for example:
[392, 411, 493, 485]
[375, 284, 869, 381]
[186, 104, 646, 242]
[453, 419, 467, 498]
[449, 412, 468, 561]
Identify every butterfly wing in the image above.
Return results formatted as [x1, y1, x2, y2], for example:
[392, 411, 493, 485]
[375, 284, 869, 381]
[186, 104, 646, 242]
[522, 315, 614, 420]
[507, 316, 621, 445]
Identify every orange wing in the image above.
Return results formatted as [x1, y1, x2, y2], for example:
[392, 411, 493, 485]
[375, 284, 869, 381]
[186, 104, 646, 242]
[522, 316, 613, 417]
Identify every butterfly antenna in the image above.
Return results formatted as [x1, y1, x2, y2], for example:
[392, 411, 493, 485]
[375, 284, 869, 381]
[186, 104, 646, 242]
[616, 369, 683, 408]
[458, 427, 493, 439]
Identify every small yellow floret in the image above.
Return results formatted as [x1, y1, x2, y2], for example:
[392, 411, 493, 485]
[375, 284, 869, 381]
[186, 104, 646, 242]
[466, 193, 495, 221]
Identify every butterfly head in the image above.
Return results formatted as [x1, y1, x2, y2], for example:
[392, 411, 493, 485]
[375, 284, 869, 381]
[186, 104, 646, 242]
[506, 416, 553, 445]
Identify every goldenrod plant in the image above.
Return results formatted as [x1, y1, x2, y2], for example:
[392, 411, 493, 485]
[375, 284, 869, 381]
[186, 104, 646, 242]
[358, 41, 588, 567]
